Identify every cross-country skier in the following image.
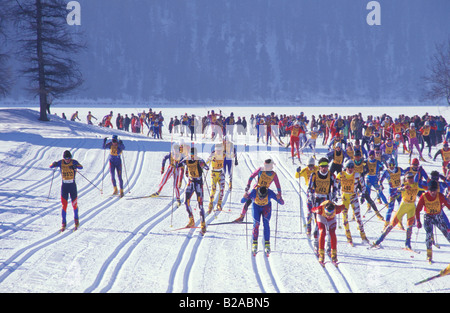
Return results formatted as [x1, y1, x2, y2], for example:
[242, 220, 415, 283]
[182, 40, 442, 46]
[380, 137, 399, 166]
[307, 157, 338, 252]
[379, 158, 406, 227]
[103, 111, 114, 128]
[87, 111, 97, 125]
[371, 172, 423, 250]
[242, 186, 285, 256]
[327, 142, 348, 176]
[405, 122, 425, 161]
[206, 143, 226, 213]
[234, 159, 282, 223]
[300, 127, 320, 157]
[295, 157, 318, 236]
[433, 141, 450, 176]
[103, 135, 125, 197]
[50, 150, 83, 231]
[336, 159, 369, 245]
[70, 111, 80, 122]
[285, 121, 302, 164]
[364, 150, 388, 220]
[150, 143, 183, 206]
[419, 121, 436, 158]
[223, 136, 238, 189]
[178, 147, 209, 234]
[311, 200, 345, 266]
[416, 180, 450, 263]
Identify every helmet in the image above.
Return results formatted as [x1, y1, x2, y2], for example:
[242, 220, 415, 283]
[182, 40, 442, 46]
[411, 158, 419, 166]
[388, 158, 396, 166]
[63, 150, 72, 159]
[308, 157, 315, 166]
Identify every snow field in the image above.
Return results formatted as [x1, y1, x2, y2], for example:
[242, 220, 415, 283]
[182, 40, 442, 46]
[0, 106, 449, 293]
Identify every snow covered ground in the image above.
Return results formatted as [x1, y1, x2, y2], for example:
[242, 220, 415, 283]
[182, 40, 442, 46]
[0, 105, 449, 294]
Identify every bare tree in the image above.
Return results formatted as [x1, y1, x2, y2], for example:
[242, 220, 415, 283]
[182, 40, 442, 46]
[13, 0, 85, 120]
[422, 38, 450, 105]
[0, 2, 13, 97]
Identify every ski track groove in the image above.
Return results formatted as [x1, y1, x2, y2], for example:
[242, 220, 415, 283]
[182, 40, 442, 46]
[0, 138, 134, 283]
[0, 143, 86, 238]
[166, 188, 231, 293]
[0, 140, 57, 187]
[241, 152, 282, 293]
[85, 142, 192, 293]
[272, 151, 355, 293]
[83, 140, 153, 292]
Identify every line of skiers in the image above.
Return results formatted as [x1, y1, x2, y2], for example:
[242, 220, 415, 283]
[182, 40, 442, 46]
[48, 109, 450, 266]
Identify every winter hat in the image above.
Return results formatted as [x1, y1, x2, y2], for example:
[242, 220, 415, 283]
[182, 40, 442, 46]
[428, 180, 438, 192]
[63, 150, 72, 159]
[257, 186, 268, 198]
[264, 159, 274, 171]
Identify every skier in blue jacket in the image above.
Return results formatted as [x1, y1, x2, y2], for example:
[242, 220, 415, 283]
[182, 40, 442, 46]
[50, 150, 83, 231]
[241, 186, 284, 255]
[103, 135, 126, 197]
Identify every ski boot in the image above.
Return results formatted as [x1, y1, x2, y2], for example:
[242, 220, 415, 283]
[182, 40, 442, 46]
[318, 249, 325, 265]
[150, 192, 159, 198]
[375, 211, 385, 222]
[252, 240, 258, 256]
[360, 232, 370, 244]
[331, 249, 338, 266]
[120, 189, 124, 198]
[216, 203, 223, 211]
[427, 249, 433, 264]
[229, 180, 232, 190]
[207, 202, 214, 214]
[176, 198, 182, 207]
[112, 186, 119, 195]
[234, 214, 245, 223]
[60, 223, 67, 233]
[200, 221, 206, 235]
[186, 217, 195, 228]
[74, 219, 79, 231]
[264, 241, 271, 256]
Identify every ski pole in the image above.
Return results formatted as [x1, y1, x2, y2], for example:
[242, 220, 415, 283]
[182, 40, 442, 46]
[47, 169, 56, 201]
[298, 176, 303, 234]
[101, 138, 106, 194]
[274, 201, 279, 250]
[171, 164, 178, 228]
[77, 170, 101, 191]
[121, 151, 131, 194]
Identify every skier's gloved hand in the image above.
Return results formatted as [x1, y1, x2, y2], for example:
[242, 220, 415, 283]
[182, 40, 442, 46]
[235, 159, 238, 166]
[416, 220, 422, 229]
[296, 166, 301, 173]
[104, 137, 107, 142]
[245, 185, 250, 193]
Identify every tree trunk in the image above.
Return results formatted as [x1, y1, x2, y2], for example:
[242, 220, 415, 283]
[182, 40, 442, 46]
[36, 0, 49, 121]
